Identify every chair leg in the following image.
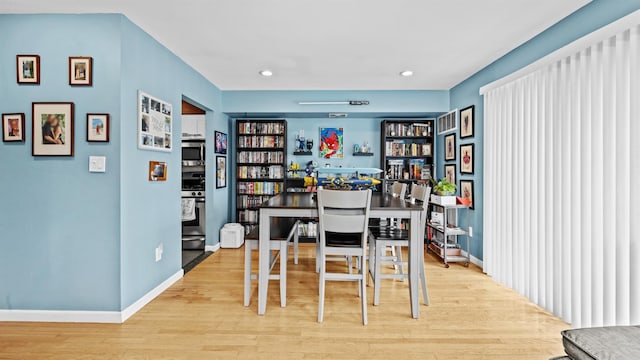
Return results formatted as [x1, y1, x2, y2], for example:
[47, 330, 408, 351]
[390, 245, 399, 271]
[374, 241, 382, 306]
[360, 254, 368, 325]
[396, 246, 404, 276]
[315, 238, 320, 273]
[280, 241, 288, 308]
[368, 239, 375, 283]
[293, 228, 299, 265]
[420, 252, 429, 305]
[243, 241, 253, 307]
[318, 255, 326, 323]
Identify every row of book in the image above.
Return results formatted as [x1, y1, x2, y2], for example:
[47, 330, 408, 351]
[238, 135, 284, 149]
[238, 122, 285, 135]
[237, 195, 273, 209]
[386, 159, 431, 180]
[237, 151, 284, 164]
[385, 141, 432, 157]
[238, 209, 259, 224]
[237, 165, 284, 179]
[385, 123, 432, 137]
[237, 181, 282, 195]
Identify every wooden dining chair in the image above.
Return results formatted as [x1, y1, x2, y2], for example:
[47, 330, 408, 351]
[369, 184, 430, 306]
[317, 188, 372, 325]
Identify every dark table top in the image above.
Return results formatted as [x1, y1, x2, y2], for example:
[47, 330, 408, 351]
[261, 192, 423, 211]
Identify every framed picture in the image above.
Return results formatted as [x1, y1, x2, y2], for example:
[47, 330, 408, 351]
[16, 55, 40, 84]
[138, 91, 172, 152]
[460, 180, 475, 209]
[69, 56, 92, 86]
[444, 134, 456, 161]
[319, 127, 343, 158]
[86, 113, 109, 142]
[148, 161, 167, 181]
[460, 105, 475, 138]
[460, 144, 474, 174]
[215, 131, 227, 154]
[32, 102, 74, 156]
[444, 164, 456, 185]
[2, 113, 26, 142]
[216, 156, 226, 188]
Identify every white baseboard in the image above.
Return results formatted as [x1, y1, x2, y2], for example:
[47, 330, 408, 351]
[120, 269, 183, 322]
[205, 243, 220, 252]
[461, 250, 483, 268]
[0, 269, 183, 324]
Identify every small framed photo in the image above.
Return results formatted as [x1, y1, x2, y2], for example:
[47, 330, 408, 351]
[87, 114, 109, 142]
[460, 144, 474, 174]
[69, 56, 93, 86]
[444, 134, 456, 161]
[460, 180, 474, 209]
[2, 113, 26, 142]
[215, 131, 227, 154]
[17, 55, 40, 84]
[444, 164, 456, 185]
[32, 102, 74, 156]
[149, 161, 167, 181]
[216, 156, 226, 188]
[460, 105, 475, 139]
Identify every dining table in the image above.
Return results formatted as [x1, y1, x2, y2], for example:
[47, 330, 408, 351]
[257, 192, 426, 318]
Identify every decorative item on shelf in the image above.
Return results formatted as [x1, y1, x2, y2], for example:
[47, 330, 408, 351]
[305, 138, 313, 151]
[433, 178, 457, 196]
[305, 161, 315, 176]
[68, 56, 93, 86]
[149, 161, 167, 181]
[293, 130, 312, 155]
[86, 113, 109, 142]
[16, 55, 40, 85]
[138, 91, 172, 152]
[2, 113, 25, 142]
[353, 141, 374, 156]
[32, 102, 74, 157]
[216, 156, 226, 188]
[215, 131, 227, 154]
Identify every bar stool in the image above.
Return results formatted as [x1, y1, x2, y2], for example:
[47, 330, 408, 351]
[244, 218, 299, 307]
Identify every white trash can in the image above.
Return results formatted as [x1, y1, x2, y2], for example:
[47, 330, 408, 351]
[220, 223, 244, 248]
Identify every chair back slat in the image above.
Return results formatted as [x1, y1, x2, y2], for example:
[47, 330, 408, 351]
[390, 182, 407, 198]
[317, 189, 372, 244]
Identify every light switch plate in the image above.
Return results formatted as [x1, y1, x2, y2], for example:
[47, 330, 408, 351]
[89, 156, 106, 173]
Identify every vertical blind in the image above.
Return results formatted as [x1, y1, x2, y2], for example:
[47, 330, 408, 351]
[483, 24, 640, 327]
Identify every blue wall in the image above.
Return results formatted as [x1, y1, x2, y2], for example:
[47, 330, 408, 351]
[118, 17, 226, 309]
[444, 0, 640, 260]
[0, 14, 123, 311]
[0, 14, 228, 313]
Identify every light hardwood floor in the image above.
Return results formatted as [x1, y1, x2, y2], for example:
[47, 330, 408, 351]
[0, 245, 569, 359]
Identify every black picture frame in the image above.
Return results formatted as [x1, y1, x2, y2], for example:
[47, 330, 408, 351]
[460, 144, 474, 174]
[444, 164, 456, 185]
[215, 131, 227, 154]
[86, 113, 110, 142]
[444, 134, 456, 161]
[460, 105, 475, 139]
[460, 179, 474, 210]
[216, 156, 226, 188]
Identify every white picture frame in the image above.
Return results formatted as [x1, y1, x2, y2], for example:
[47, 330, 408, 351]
[138, 90, 172, 152]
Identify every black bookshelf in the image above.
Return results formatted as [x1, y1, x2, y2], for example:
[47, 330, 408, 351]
[235, 119, 287, 234]
[380, 119, 435, 191]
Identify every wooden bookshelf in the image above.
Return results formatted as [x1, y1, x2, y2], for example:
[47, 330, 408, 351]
[380, 119, 435, 191]
[235, 119, 287, 234]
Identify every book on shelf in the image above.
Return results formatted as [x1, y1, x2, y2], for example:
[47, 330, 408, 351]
[237, 165, 284, 179]
[238, 135, 284, 148]
[237, 182, 282, 195]
[237, 195, 273, 209]
[238, 122, 285, 135]
[237, 151, 284, 163]
[385, 140, 432, 157]
[384, 123, 432, 137]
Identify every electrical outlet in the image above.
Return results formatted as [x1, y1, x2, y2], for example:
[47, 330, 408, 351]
[469, 226, 473, 237]
[155, 243, 163, 262]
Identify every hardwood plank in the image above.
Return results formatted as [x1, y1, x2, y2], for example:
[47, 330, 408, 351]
[0, 245, 569, 359]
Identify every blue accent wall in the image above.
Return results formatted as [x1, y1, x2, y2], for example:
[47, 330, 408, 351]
[0, 14, 227, 312]
[0, 14, 123, 311]
[444, 0, 640, 260]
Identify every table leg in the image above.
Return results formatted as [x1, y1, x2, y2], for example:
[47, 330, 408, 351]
[409, 210, 421, 319]
[258, 209, 270, 315]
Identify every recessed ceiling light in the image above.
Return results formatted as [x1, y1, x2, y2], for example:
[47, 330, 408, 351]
[400, 70, 414, 77]
[259, 70, 273, 77]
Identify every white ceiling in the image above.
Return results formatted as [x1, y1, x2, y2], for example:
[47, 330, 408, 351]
[1, 0, 590, 90]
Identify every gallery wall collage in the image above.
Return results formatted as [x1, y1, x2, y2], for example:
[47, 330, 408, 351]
[440, 106, 475, 209]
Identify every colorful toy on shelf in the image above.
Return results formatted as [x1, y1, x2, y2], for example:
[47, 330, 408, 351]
[303, 167, 382, 190]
